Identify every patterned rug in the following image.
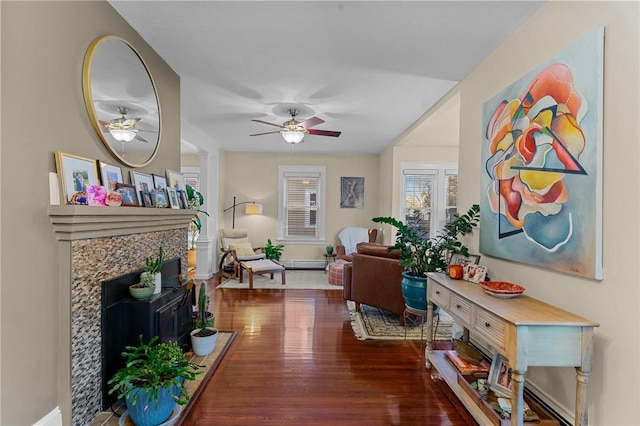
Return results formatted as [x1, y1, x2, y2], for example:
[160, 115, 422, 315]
[216, 269, 342, 290]
[347, 301, 455, 341]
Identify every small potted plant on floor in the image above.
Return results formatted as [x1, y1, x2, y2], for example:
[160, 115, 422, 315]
[143, 246, 164, 295]
[129, 272, 155, 300]
[190, 281, 218, 356]
[108, 335, 201, 426]
[264, 238, 284, 261]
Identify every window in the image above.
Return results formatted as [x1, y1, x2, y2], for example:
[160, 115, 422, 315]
[401, 163, 458, 239]
[278, 166, 326, 242]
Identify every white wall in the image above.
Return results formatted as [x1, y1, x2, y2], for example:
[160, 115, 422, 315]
[418, 2, 639, 424]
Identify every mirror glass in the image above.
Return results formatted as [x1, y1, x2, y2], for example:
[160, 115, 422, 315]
[83, 35, 161, 167]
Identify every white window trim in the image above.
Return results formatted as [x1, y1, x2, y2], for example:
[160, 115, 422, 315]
[400, 162, 458, 233]
[277, 165, 326, 243]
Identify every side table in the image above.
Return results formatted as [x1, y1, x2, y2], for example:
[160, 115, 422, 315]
[323, 253, 337, 272]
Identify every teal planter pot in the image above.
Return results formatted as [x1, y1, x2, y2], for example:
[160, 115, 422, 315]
[125, 385, 179, 426]
[401, 272, 428, 311]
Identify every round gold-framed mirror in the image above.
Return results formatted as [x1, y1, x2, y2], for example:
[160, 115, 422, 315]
[82, 35, 161, 168]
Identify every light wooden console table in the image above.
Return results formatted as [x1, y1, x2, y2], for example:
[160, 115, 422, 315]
[425, 273, 598, 426]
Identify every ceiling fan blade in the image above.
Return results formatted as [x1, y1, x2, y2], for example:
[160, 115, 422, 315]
[135, 134, 150, 143]
[298, 116, 324, 129]
[251, 119, 283, 128]
[308, 129, 341, 137]
[250, 131, 281, 136]
[123, 118, 140, 127]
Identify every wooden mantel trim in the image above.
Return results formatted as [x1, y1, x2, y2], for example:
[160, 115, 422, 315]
[48, 205, 194, 241]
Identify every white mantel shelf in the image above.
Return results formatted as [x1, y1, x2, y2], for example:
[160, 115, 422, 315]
[48, 205, 194, 241]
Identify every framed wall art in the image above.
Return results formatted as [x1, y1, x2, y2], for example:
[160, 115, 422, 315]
[54, 151, 100, 204]
[130, 171, 154, 201]
[98, 161, 123, 191]
[479, 27, 604, 279]
[340, 176, 364, 208]
[166, 169, 185, 191]
[115, 183, 139, 207]
[151, 189, 168, 208]
[152, 174, 167, 191]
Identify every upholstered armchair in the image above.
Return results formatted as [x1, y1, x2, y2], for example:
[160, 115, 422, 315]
[336, 227, 378, 262]
[218, 228, 265, 278]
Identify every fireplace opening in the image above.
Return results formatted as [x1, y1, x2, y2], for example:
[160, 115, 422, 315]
[100, 257, 193, 409]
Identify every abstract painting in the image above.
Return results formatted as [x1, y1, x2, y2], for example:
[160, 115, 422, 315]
[340, 177, 365, 208]
[479, 27, 604, 279]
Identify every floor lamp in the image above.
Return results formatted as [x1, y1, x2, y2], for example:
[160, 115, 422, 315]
[223, 196, 263, 228]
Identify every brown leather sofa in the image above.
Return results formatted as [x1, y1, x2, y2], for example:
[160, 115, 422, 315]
[343, 242, 406, 320]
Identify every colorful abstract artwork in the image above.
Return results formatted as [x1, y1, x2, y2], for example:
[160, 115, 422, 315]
[479, 27, 604, 279]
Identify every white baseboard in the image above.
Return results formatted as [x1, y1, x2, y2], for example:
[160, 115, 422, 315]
[33, 407, 63, 426]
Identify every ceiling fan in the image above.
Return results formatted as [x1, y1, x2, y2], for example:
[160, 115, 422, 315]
[250, 108, 341, 144]
[99, 106, 154, 143]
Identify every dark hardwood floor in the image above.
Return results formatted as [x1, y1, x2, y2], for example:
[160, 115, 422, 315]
[180, 272, 474, 425]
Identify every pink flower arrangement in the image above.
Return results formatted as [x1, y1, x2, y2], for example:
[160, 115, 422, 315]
[86, 184, 108, 206]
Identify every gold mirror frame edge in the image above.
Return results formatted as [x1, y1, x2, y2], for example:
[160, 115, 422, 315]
[82, 34, 162, 168]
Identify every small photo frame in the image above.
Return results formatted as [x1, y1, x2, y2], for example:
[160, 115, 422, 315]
[54, 151, 101, 204]
[140, 191, 154, 208]
[151, 189, 169, 208]
[166, 169, 185, 191]
[449, 253, 481, 268]
[463, 264, 487, 283]
[167, 187, 180, 209]
[488, 353, 512, 397]
[130, 171, 154, 199]
[177, 189, 188, 209]
[98, 161, 123, 191]
[152, 174, 167, 191]
[115, 183, 139, 207]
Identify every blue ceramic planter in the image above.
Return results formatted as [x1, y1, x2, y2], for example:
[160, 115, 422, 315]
[125, 384, 180, 426]
[401, 271, 428, 311]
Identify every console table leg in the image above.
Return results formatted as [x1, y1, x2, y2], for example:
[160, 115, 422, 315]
[575, 327, 594, 426]
[511, 369, 526, 426]
[425, 301, 434, 368]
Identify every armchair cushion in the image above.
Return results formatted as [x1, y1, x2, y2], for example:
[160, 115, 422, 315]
[230, 242, 257, 257]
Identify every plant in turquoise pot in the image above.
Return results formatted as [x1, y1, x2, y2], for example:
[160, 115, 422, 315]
[373, 204, 480, 311]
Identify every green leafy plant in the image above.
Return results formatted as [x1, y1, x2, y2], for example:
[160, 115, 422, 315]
[193, 282, 216, 337]
[326, 245, 334, 254]
[264, 238, 284, 261]
[107, 335, 201, 406]
[138, 272, 155, 288]
[144, 246, 164, 275]
[186, 185, 210, 250]
[373, 204, 480, 276]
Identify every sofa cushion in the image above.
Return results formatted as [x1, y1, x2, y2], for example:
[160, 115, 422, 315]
[356, 242, 401, 259]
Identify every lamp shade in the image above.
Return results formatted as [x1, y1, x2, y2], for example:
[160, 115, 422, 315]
[110, 129, 137, 142]
[245, 203, 263, 215]
[281, 131, 305, 144]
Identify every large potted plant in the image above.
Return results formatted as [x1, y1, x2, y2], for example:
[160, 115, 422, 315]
[373, 204, 480, 311]
[143, 246, 164, 295]
[190, 281, 218, 356]
[264, 238, 284, 261]
[108, 335, 201, 426]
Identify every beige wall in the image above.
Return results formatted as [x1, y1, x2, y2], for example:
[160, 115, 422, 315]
[0, 2, 181, 424]
[403, 2, 638, 424]
[221, 152, 380, 260]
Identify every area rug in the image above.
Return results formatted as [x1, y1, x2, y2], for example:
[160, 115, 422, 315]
[216, 269, 342, 290]
[347, 301, 455, 341]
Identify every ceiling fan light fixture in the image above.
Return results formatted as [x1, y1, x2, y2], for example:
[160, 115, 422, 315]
[281, 131, 305, 144]
[110, 129, 137, 142]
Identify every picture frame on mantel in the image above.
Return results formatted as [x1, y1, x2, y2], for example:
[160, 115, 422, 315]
[54, 151, 100, 204]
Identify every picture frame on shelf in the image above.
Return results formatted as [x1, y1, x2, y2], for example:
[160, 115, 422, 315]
[177, 189, 188, 209]
[488, 353, 512, 397]
[115, 183, 139, 207]
[130, 171, 154, 201]
[165, 169, 185, 192]
[448, 253, 481, 268]
[463, 264, 487, 283]
[151, 189, 169, 208]
[140, 191, 154, 208]
[152, 174, 168, 191]
[54, 151, 100, 204]
[98, 161, 123, 191]
[167, 187, 180, 209]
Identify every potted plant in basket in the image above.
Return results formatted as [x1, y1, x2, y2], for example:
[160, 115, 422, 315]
[142, 246, 164, 295]
[373, 204, 480, 310]
[129, 271, 155, 301]
[108, 335, 201, 426]
[190, 281, 218, 356]
[264, 238, 284, 261]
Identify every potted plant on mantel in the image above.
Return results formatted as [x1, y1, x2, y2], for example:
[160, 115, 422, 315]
[143, 246, 164, 295]
[190, 281, 218, 356]
[373, 204, 480, 311]
[129, 272, 155, 301]
[108, 335, 201, 426]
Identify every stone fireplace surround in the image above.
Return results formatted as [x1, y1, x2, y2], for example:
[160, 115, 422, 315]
[48, 205, 195, 426]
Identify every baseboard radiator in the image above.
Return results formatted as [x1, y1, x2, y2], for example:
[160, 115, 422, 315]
[280, 259, 325, 269]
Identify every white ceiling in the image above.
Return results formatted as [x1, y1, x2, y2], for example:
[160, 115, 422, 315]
[109, 1, 544, 155]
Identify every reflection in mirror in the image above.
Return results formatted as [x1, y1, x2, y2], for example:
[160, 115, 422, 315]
[83, 35, 161, 167]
